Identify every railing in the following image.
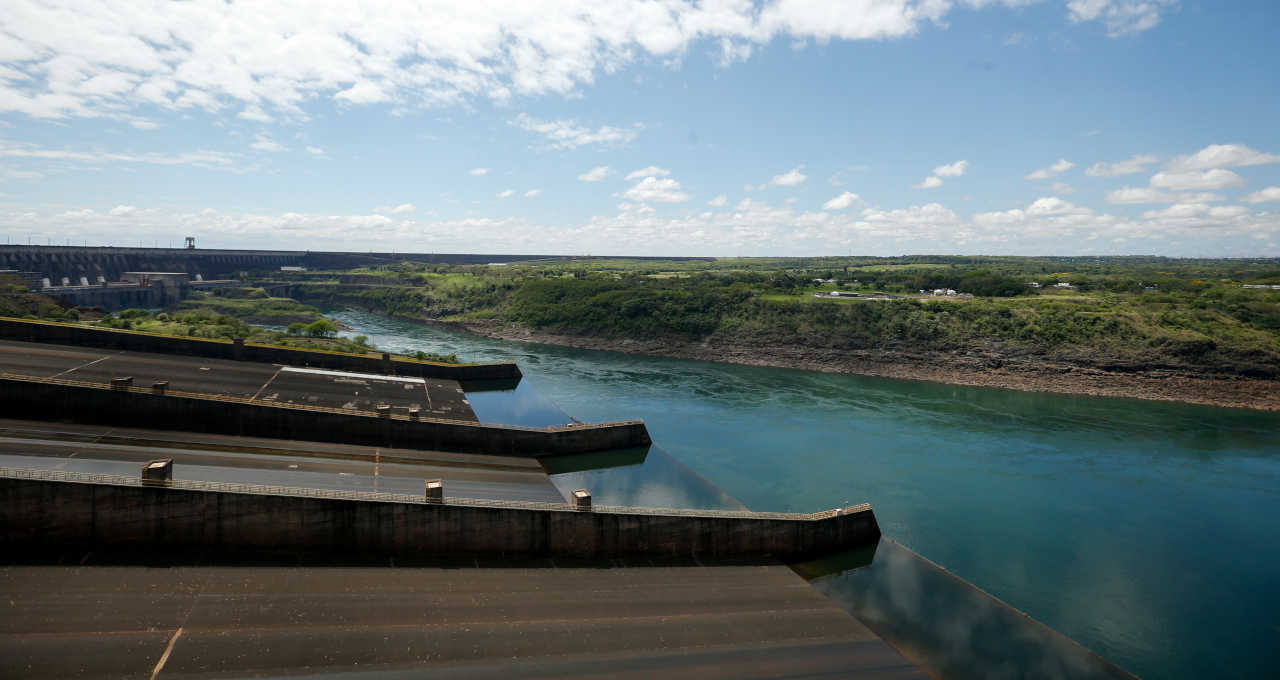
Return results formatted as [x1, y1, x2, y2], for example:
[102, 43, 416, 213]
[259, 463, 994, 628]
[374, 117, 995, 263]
[0, 465, 868, 522]
[0, 371, 639, 432]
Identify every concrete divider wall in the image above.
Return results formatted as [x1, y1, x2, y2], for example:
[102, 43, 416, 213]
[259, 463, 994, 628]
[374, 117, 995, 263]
[0, 477, 880, 561]
[0, 317, 520, 381]
[0, 377, 649, 456]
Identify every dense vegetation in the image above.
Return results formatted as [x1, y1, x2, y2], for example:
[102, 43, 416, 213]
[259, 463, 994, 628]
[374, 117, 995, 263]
[284, 256, 1280, 377]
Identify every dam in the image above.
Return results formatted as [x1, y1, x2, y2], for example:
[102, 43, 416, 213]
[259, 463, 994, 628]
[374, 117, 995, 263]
[0, 317, 1135, 678]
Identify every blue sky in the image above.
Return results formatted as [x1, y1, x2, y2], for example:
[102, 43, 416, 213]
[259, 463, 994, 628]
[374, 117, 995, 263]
[1, 0, 1278, 256]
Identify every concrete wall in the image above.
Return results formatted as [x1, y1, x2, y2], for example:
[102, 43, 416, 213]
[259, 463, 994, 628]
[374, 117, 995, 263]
[0, 317, 521, 381]
[0, 376, 649, 457]
[0, 476, 880, 561]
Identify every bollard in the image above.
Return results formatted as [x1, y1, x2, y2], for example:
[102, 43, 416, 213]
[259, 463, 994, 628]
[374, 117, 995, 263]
[110, 376, 133, 390]
[376, 404, 392, 418]
[425, 479, 443, 503]
[572, 489, 592, 511]
[151, 381, 168, 395]
[408, 408, 420, 420]
[141, 459, 173, 486]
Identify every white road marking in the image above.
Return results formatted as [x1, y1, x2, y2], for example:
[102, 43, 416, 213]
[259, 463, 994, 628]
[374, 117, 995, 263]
[47, 354, 112, 379]
[150, 626, 183, 680]
[250, 366, 284, 401]
[279, 366, 425, 384]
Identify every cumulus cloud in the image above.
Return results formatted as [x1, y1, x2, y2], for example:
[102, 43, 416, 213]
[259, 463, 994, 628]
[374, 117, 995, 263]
[1085, 154, 1159, 177]
[1149, 169, 1244, 191]
[511, 114, 638, 150]
[707, 194, 728, 207]
[916, 160, 967, 189]
[108, 205, 136, 216]
[374, 203, 415, 214]
[305, 146, 325, 156]
[496, 189, 515, 199]
[0, 1, 1165, 123]
[1164, 144, 1280, 172]
[10, 193, 1277, 258]
[578, 166, 611, 182]
[622, 176, 691, 203]
[469, 167, 490, 176]
[767, 166, 807, 187]
[1051, 182, 1076, 195]
[523, 189, 541, 198]
[933, 160, 969, 177]
[625, 166, 670, 181]
[1025, 158, 1074, 180]
[822, 191, 861, 210]
[1066, 0, 1177, 37]
[1244, 187, 1280, 204]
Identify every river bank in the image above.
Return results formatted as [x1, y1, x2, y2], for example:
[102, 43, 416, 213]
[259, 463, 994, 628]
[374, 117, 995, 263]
[436, 318, 1280, 412]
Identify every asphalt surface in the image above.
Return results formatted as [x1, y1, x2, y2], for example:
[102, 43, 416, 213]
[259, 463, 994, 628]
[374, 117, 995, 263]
[0, 339, 477, 421]
[0, 418, 565, 503]
[0, 563, 929, 679]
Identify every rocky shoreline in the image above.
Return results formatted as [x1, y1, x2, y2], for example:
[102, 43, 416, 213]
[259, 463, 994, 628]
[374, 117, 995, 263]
[444, 319, 1280, 413]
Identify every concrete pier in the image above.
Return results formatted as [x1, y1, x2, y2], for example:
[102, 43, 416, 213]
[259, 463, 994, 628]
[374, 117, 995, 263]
[0, 317, 522, 382]
[0, 467, 881, 562]
[0, 373, 651, 457]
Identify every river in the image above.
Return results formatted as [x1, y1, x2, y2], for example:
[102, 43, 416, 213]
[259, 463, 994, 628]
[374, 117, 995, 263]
[332, 308, 1280, 679]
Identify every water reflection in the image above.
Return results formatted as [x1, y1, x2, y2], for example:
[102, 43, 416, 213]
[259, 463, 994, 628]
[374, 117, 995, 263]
[803, 538, 1134, 680]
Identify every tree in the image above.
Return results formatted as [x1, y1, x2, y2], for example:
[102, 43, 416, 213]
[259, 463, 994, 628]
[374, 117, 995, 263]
[304, 319, 338, 337]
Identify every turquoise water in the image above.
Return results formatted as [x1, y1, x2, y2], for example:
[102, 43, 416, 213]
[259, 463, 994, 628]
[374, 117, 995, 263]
[333, 310, 1280, 679]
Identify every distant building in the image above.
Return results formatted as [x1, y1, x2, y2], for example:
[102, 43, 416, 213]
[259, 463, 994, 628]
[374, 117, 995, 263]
[1028, 282, 1041, 288]
[280, 266, 307, 272]
[931, 288, 957, 296]
[1055, 282, 1074, 288]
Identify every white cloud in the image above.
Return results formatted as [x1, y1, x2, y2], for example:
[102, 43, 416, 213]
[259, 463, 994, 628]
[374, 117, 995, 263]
[1105, 186, 1176, 204]
[1051, 182, 1076, 195]
[374, 203, 415, 215]
[625, 166, 670, 181]
[622, 176, 691, 203]
[707, 194, 728, 207]
[250, 134, 285, 152]
[1140, 203, 1251, 224]
[1150, 169, 1244, 191]
[578, 166, 611, 182]
[496, 189, 514, 199]
[822, 191, 861, 210]
[768, 166, 807, 187]
[1066, 0, 1177, 37]
[916, 160, 967, 189]
[1085, 154, 1159, 177]
[108, 205, 136, 216]
[469, 167, 490, 176]
[933, 160, 969, 177]
[129, 120, 158, 130]
[1165, 144, 1280, 172]
[1244, 187, 1280, 204]
[524, 189, 541, 198]
[0, 141, 236, 169]
[1025, 158, 1074, 180]
[3, 1, 1053, 122]
[511, 114, 638, 150]
[305, 146, 325, 155]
